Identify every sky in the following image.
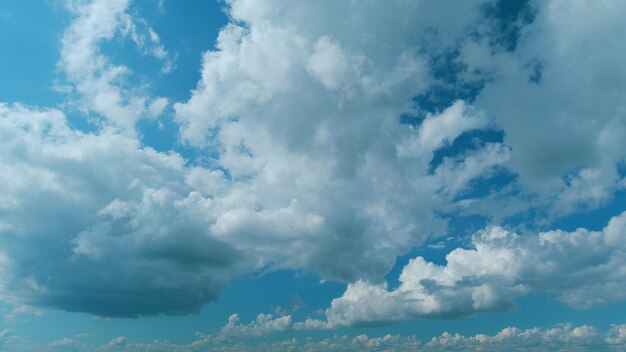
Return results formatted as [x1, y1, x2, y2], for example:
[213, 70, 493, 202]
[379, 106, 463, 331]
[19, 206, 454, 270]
[1, 0, 626, 351]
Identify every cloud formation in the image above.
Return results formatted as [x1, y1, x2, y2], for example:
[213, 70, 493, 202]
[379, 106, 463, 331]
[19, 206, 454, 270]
[0, 103, 243, 316]
[219, 313, 292, 338]
[60, 0, 172, 133]
[2, 323, 626, 352]
[308, 211, 626, 327]
[1, 0, 626, 326]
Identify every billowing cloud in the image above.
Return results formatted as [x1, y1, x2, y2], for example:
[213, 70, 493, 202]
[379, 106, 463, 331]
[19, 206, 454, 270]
[310, 211, 626, 327]
[60, 0, 172, 133]
[4, 323, 625, 351]
[0, 103, 244, 316]
[1, 0, 626, 328]
[171, 0, 503, 285]
[0, 4, 503, 315]
[462, 0, 626, 216]
[219, 313, 292, 338]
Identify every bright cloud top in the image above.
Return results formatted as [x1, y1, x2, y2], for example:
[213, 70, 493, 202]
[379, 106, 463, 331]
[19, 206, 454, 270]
[0, 0, 625, 339]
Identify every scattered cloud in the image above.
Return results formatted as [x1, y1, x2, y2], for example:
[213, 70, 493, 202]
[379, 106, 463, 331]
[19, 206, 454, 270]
[307, 211, 626, 327]
[4, 323, 623, 351]
[59, 0, 171, 133]
[219, 313, 293, 338]
[1, 0, 626, 335]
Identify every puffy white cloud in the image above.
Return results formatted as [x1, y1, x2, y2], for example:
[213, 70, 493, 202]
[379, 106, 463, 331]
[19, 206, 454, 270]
[0, 100, 497, 316]
[0, 103, 243, 316]
[219, 313, 293, 338]
[3, 0, 626, 327]
[312, 211, 626, 327]
[397, 100, 489, 159]
[427, 323, 602, 351]
[60, 0, 172, 133]
[171, 0, 508, 285]
[606, 324, 626, 345]
[2, 323, 626, 351]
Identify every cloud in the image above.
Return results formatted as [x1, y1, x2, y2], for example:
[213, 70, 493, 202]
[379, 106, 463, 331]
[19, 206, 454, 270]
[426, 323, 602, 351]
[4, 323, 626, 351]
[59, 0, 172, 133]
[2, 0, 626, 326]
[219, 313, 293, 338]
[172, 0, 504, 285]
[0, 103, 243, 317]
[309, 211, 626, 327]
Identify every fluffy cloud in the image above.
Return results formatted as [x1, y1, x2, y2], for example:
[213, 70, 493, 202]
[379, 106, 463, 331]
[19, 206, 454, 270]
[0, 103, 245, 316]
[426, 323, 602, 350]
[219, 313, 293, 338]
[2, 0, 626, 326]
[0, 24, 503, 317]
[4, 323, 625, 351]
[172, 0, 508, 285]
[311, 211, 626, 327]
[60, 0, 171, 133]
[462, 0, 626, 215]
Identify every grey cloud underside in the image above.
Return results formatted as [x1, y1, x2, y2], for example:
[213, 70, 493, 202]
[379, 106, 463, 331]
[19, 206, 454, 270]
[0, 105, 241, 317]
[1, 0, 626, 320]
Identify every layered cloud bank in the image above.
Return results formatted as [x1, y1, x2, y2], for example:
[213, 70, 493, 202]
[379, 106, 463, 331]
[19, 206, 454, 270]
[1, 0, 626, 328]
[2, 323, 626, 352]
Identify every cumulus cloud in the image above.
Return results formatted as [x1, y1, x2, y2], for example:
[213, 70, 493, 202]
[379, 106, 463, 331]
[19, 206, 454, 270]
[2, 0, 626, 328]
[426, 323, 603, 351]
[0, 103, 243, 316]
[219, 313, 292, 338]
[309, 211, 626, 327]
[171, 0, 506, 285]
[460, 0, 626, 215]
[60, 0, 172, 133]
[3, 323, 626, 351]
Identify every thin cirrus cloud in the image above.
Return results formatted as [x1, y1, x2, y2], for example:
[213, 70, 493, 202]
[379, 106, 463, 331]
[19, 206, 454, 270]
[0, 0, 625, 343]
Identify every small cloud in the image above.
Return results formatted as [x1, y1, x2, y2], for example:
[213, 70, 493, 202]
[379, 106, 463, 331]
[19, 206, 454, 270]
[219, 313, 293, 338]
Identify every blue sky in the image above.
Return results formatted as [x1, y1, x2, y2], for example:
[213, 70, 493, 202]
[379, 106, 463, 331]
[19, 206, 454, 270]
[1, 0, 626, 351]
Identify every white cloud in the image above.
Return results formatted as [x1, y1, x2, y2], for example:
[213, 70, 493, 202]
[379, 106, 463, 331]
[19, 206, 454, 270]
[2, 0, 626, 329]
[306, 36, 363, 92]
[219, 313, 293, 338]
[427, 323, 602, 350]
[397, 100, 488, 159]
[59, 0, 173, 134]
[3, 323, 621, 351]
[0, 103, 243, 316]
[310, 211, 626, 327]
[461, 0, 626, 215]
[170, 0, 506, 286]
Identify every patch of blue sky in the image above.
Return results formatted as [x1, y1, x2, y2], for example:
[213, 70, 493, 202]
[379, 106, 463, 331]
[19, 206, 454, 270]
[453, 166, 517, 203]
[481, 0, 536, 52]
[91, 1, 229, 158]
[551, 188, 626, 232]
[94, 1, 228, 102]
[402, 0, 537, 125]
[0, 2, 71, 107]
[401, 55, 486, 126]
[430, 129, 505, 173]
[133, 0, 228, 102]
[1, 269, 346, 345]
